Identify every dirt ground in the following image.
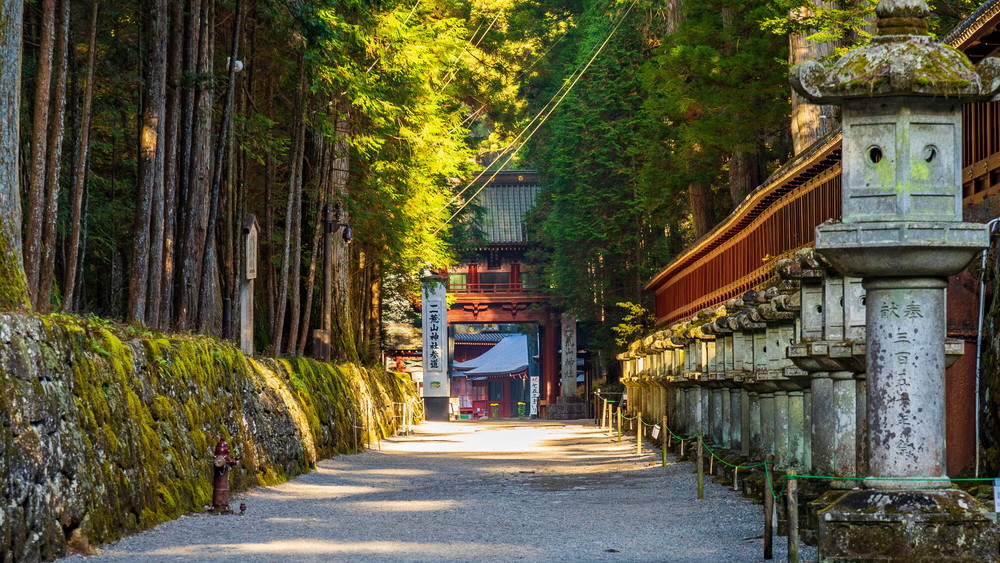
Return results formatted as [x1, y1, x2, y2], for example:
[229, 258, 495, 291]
[63, 419, 814, 562]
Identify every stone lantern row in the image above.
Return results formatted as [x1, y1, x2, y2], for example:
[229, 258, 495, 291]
[617, 246, 964, 479]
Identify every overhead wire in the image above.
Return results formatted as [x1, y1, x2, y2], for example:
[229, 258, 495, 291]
[365, 0, 426, 74]
[432, 9, 619, 215]
[432, 0, 638, 233]
[437, 11, 503, 94]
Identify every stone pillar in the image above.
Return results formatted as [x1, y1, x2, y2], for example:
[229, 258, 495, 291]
[560, 314, 577, 397]
[855, 373, 869, 480]
[792, 1, 999, 556]
[730, 388, 743, 452]
[740, 389, 750, 457]
[700, 387, 709, 435]
[720, 386, 732, 449]
[773, 390, 789, 465]
[787, 390, 806, 471]
[802, 389, 812, 471]
[759, 391, 775, 456]
[864, 278, 948, 487]
[830, 371, 858, 488]
[709, 387, 721, 444]
[421, 273, 450, 420]
[748, 391, 762, 457]
[810, 373, 834, 475]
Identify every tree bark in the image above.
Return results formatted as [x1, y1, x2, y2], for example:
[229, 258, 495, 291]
[25, 0, 56, 306]
[0, 0, 30, 311]
[330, 104, 357, 362]
[297, 137, 331, 356]
[177, 0, 214, 329]
[37, 0, 70, 312]
[128, 0, 168, 324]
[64, 0, 98, 312]
[687, 181, 714, 239]
[272, 60, 306, 356]
[728, 149, 763, 210]
[788, 2, 838, 154]
[198, 0, 242, 333]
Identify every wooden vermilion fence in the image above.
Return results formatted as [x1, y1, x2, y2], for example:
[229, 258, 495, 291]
[963, 100, 1000, 205]
[648, 138, 843, 327]
[650, 98, 1000, 327]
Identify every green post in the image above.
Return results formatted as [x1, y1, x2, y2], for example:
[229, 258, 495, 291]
[697, 432, 704, 500]
[661, 415, 668, 467]
[637, 411, 643, 455]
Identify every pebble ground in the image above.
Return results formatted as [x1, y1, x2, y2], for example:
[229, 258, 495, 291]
[63, 419, 817, 562]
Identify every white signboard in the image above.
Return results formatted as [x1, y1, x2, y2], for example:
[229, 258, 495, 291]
[530, 376, 540, 416]
[421, 276, 449, 398]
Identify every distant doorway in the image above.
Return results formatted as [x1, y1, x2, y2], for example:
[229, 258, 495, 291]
[450, 323, 539, 419]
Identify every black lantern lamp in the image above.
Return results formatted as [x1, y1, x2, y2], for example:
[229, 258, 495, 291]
[325, 201, 353, 243]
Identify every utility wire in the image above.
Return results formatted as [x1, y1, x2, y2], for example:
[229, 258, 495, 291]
[433, 0, 637, 234]
[437, 11, 503, 94]
[432, 8, 620, 215]
[365, 0, 425, 74]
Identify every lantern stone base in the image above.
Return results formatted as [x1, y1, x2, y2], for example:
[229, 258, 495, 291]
[424, 396, 450, 421]
[817, 489, 997, 562]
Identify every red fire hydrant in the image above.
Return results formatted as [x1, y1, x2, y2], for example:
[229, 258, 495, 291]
[211, 438, 239, 513]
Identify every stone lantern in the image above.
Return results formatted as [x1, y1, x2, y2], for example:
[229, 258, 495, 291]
[791, 0, 1000, 559]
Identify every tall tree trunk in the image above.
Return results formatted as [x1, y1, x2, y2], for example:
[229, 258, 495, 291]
[728, 149, 763, 209]
[64, 0, 98, 311]
[788, 2, 837, 154]
[297, 138, 330, 356]
[687, 181, 714, 239]
[128, 0, 168, 324]
[174, 0, 201, 326]
[0, 0, 29, 311]
[330, 104, 357, 362]
[272, 60, 306, 356]
[37, 0, 70, 312]
[285, 111, 306, 357]
[177, 0, 214, 329]
[198, 0, 242, 333]
[25, 0, 56, 306]
[157, 0, 185, 327]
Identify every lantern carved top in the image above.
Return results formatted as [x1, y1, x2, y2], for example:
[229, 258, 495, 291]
[791, 0, 1000, 104]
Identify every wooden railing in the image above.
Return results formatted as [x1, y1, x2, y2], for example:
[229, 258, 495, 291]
[647, 14, 1000, 327]
[648, 136, 842, 326]
[447, 282, 545, 296]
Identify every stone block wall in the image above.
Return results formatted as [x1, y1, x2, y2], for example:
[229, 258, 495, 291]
[0, 313, 421, 561]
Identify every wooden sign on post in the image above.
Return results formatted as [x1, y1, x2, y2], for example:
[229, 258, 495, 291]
[240, 215, 258, 356]
[245, 219, 258, 280]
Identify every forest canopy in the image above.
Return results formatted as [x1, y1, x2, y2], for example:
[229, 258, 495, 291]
[0, 0, 985, 366]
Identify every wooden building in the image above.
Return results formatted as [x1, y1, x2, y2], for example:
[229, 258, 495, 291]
[446, 171, 562, 416]
[637, 2, 1000, 475]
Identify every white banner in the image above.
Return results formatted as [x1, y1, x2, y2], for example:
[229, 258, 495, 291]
[530, 376, 540, 416]
[421, 276, 449, 398]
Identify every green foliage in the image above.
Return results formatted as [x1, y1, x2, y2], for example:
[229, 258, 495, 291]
[610, 301, 655, 347]
[524, 0, 673, 354]
[761, 0, 982, 53]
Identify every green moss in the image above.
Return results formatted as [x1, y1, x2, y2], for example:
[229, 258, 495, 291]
[0, 231, 30, 312]
[1, 312, 421, 558]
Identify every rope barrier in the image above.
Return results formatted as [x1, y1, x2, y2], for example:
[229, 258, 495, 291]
[787, 473, 996, 482]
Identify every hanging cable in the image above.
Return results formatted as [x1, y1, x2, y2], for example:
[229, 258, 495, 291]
[433, 0, 638, 233]
[432, 4, 626, 216]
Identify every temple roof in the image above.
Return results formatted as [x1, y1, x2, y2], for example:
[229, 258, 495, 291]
[471, 171, 540, 244]
[452, 333, 529, 376]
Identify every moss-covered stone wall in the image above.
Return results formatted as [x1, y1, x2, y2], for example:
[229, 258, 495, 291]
[0, 313, 422, 561]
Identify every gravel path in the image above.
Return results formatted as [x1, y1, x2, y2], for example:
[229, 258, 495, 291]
[64, 420, 816, 562]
